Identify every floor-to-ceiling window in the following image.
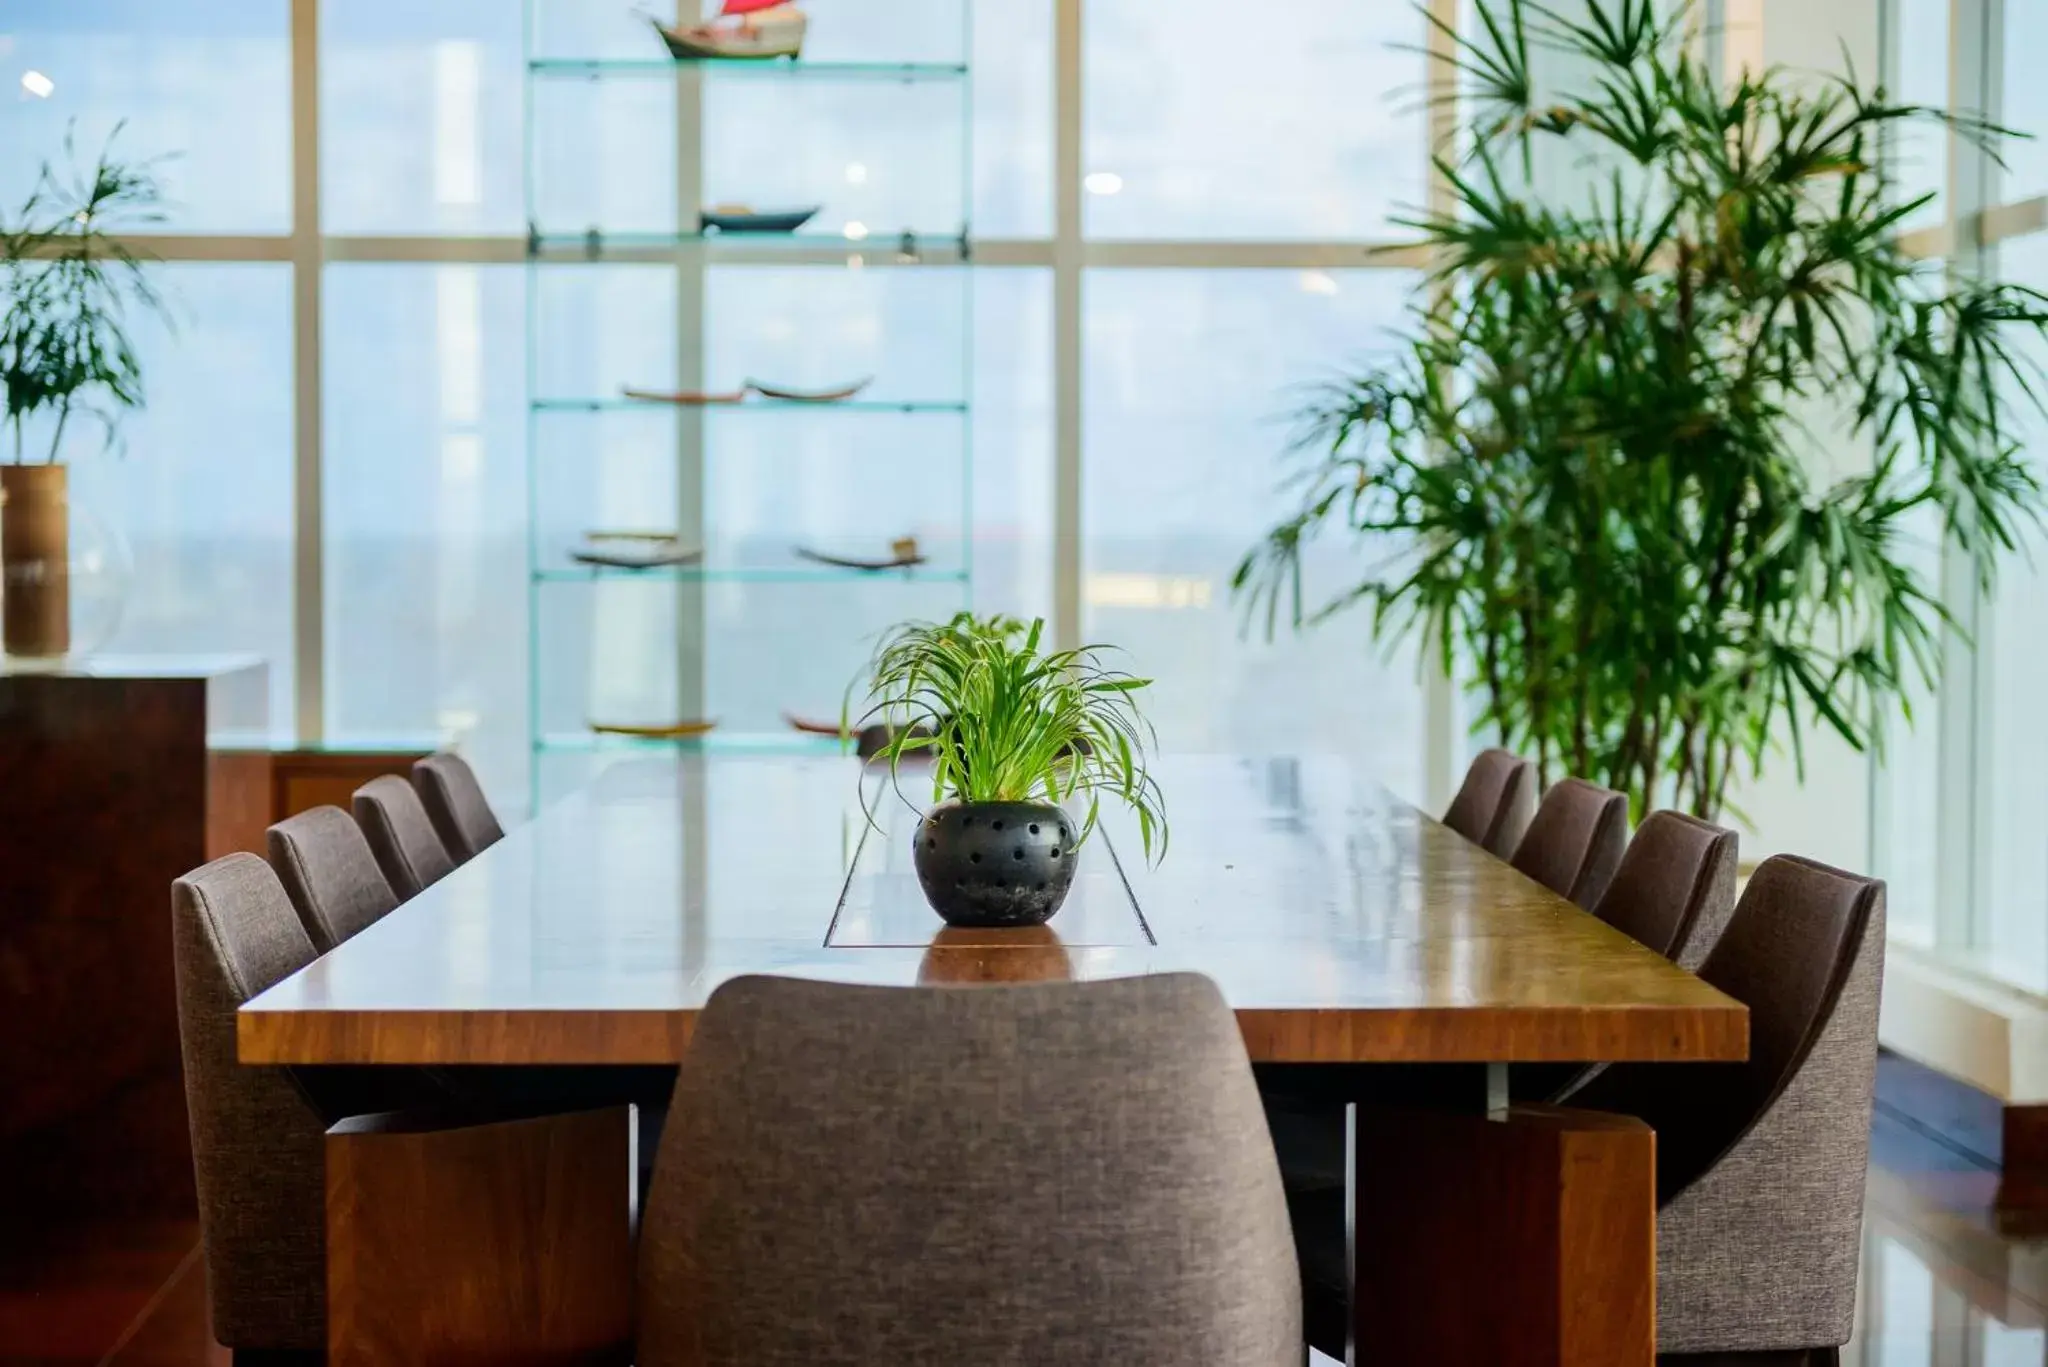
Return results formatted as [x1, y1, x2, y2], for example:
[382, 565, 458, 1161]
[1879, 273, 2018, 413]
[0, 0, 1446, 812]
[1873, 0, 2048, 1012]
[1966, 0, 2048, 996]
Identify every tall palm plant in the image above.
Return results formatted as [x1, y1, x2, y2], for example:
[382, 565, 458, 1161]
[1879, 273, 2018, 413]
[1235, 0, 2048, 819]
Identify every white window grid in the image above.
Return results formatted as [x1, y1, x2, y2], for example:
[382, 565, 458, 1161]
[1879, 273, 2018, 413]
[86, 0, 1466, 803]
[81, 0, 2048, 850]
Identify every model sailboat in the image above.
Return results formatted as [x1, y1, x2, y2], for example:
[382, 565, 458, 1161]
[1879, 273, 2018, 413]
[653, 0, 808, 61]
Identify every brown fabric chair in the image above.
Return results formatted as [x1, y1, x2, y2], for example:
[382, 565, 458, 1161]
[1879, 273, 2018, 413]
[1510, 776, 1629, 909]
[1440, 748, 1537, 856]
[637, 973, 1300, 1365]
[266, 805, 400, 952]
[1291, 855, 1884, 1364]
[172, 853, 332, 1354]
[352, 774, 456, 900]
[1569, 855, 1885, 1360]
[175, 855, 579, 1362]
[1510, 809, 1739, 1104]
[412, 751, 505, 864]
[1598, 810, 1739, 972]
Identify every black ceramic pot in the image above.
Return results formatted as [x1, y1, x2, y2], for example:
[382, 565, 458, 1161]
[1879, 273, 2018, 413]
[912, 800, 1078, 928]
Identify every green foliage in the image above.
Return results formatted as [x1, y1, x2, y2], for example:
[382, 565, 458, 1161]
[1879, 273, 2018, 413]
[0, 124, 172, 465]
[1235, 0, 2048, 819]
[849, 612, 1168, 860]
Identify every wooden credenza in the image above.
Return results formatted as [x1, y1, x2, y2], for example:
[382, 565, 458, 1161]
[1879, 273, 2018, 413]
[0, 655, 271, 1226]
[268, 745, 434, 825]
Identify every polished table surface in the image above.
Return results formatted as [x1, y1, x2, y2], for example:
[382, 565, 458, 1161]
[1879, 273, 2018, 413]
[239, 755, 1747, 1066]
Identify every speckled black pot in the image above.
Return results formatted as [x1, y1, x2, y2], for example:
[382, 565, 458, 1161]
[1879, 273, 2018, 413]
[912, 800, 1078, 928]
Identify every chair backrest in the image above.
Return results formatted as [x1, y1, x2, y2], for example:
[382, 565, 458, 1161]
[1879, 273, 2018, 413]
[267, 804, 400, 952]
[411, 751, 505, 864]
[1441, 748, 1537, 856]
[171, 853, 328, 1352]
[1571, 854, 1885, 1204]
[352, 774, 456, 901]
[1593, 810, 1739, 970]
[1510, 777, 1629, 909]
[637, 974, 1301, 1367]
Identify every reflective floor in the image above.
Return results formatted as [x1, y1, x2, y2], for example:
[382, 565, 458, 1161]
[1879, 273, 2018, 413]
[1844, 1105, 2048, 1366]
[2, 1101, 2043, 1365]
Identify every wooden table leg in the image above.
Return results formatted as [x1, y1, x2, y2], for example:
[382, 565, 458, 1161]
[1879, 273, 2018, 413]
[326, 1105, 634, 1367]
[1352, 1103, 1655, 1366]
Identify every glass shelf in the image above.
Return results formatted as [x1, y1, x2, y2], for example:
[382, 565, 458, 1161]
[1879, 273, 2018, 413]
[522, 7, 975, 810]
[532, 397, 968, 415]
[534, 730, 849, 755]
[529, 57, 967, 81]
[533, 564, 968, 585]
[527, 228, 969, 256]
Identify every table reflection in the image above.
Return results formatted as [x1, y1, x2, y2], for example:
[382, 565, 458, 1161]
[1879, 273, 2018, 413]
[917, 925, 1077, 985]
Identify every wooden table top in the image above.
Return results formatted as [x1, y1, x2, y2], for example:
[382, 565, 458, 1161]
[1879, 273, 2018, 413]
[239, 755, 1747, 1066]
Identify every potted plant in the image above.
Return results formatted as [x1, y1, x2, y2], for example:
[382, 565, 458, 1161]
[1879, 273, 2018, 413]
[0, 126, 171, 658]
[1235, 0, 2048, 819]
[850, 612, 1167, 928]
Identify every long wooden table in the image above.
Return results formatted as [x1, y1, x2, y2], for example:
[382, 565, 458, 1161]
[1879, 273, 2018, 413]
[241, 754, 1748, 1365]
[241, 754, 1742, 1067]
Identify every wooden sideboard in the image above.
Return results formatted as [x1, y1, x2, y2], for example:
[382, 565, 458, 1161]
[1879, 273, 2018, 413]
[268, 746, 434, 824]
[0, 656, 270, 1225]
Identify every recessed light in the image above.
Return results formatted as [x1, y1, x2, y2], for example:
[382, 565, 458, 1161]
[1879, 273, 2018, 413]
[843, 221, 870, 241]
[1298, 270, 1340, 296]
[21, 70, 54, 98]
[1083, 171, 1123, 196]
[845, 162, 868, 184]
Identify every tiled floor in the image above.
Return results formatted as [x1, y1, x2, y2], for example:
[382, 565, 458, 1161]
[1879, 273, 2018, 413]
[2, 1106, 2041, 1366]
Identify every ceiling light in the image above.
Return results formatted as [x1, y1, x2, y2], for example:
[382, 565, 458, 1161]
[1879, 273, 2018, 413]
[844, 162, 868, 184]
[1298, 270, 1340, 296]
[21, 70, 54, 98]
[843, 221, 870, 241]
[1083, 171, 1123, 196]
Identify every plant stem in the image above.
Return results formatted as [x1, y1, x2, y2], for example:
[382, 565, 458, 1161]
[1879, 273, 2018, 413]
[46, 399, 69, 465]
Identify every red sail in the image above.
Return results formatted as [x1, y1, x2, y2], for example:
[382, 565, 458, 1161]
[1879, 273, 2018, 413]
[720, 0, 788, 14]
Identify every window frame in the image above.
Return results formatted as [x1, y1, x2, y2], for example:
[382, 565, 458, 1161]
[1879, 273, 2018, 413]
[68, 0, 1454, 810]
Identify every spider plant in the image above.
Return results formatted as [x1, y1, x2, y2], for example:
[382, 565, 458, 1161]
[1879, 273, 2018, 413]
[1234, 0, 2048, 820]
[848, 612, 1169, 860]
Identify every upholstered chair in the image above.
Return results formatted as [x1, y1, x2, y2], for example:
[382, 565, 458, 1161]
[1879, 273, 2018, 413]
[1510, 776, 1629, 909]
[351, 774, 456, 900]
[172, 853, 331, 1357]
[1440, 748, 1537, 856]
[1569, 855, 1885, 1363]
[411, 751, 506, 864]
[637, 974, 1301, 1365]
[1289, 855, 1884, 1366]
[1511, 809, 1739, 1104]
[1596, 810, 1739, 972]
[175, 853, 621, 1364]
[266, 805, 400, 952]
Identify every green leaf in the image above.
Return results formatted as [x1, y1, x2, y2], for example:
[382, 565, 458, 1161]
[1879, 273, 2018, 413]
[849, 613, 1169, 864]
[1231, 0, 2047, 822]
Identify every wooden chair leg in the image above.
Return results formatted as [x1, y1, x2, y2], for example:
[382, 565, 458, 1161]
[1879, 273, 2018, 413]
[326, 1105, 634, 1367]
[1353, 1103, 1655, 1367]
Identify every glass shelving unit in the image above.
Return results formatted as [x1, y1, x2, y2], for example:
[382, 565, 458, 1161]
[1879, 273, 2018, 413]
[522, 2, 973, 802]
